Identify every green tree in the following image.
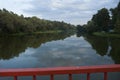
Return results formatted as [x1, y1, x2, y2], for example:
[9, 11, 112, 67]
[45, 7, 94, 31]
[110, 2, 120, 33]
[92, 8, 110, 32]
[76, 25, 86, 37]
[85, 21, 98, 33]
[0, 9, 75, 34]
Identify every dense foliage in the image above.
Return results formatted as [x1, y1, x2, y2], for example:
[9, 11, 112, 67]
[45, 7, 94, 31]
[77, 2, 120, 34]
[85, 8, 110, 33]
[110, 2, 120, 33]
[76, 25, 86, 36]
[0, 9, 75, 34]
[92, 8, 110, 32]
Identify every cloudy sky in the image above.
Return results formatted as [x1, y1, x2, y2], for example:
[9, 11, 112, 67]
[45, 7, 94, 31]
[0, 0, 119, 25]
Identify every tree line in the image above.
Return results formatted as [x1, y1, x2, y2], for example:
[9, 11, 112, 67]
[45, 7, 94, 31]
[77, 2, 120, 34]
[0, 9, 75, 34]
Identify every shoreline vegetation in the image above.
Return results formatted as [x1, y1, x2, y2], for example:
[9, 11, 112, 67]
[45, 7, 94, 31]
[77, 2, 120, 38]
[0, 2, 120, 38]
[10, 30, 63, 36]
[93, 32, 120, 38]
[0, 9, 76, 36]
[0, 30, 75, 36]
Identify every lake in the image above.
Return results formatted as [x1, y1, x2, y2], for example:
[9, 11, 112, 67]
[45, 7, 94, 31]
[0, 33, 120, 80]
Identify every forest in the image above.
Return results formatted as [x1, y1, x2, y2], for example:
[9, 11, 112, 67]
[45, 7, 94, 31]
[0, 9, 75, 35]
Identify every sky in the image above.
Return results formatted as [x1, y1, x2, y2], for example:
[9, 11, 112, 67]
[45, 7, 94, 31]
[0, 0, 119, 25]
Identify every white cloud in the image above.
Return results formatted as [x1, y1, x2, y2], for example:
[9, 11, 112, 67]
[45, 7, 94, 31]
[0, 0, 33, 16]
[0, 0, 119, 25]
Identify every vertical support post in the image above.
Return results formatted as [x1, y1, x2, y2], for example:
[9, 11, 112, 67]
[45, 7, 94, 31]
[33, 75, 36, 80]
[87, 73, 90, 80]
[50, 74, 54, 80]
[69, 74, 72, 80]
[14, 76, 17, 80]
[104, 72, 108, 80]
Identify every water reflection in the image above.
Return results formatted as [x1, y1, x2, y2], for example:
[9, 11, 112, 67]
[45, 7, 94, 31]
[0, 33, 72, 60]
[84, 35, 120, 64]
[0, 34, 120, 68]
[0, 34, 120, 80]
[84, 35, 109, 56]
[109, 38, 120, 64]
[0, 35, 115, 69]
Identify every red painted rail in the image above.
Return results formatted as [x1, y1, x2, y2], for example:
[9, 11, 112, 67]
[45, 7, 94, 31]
[0, 64, 120, 80]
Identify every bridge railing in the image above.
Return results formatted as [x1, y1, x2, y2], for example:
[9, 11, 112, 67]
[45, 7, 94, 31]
[0, 64, 120, 80]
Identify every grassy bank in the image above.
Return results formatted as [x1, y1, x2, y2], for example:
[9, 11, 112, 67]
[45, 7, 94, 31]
[1, 30, 63, 36]
[32, 30, 62, 34]
[93, 32, 120, 38]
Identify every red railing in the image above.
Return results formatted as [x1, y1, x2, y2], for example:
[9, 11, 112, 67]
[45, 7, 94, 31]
[0, 64, 120, 80]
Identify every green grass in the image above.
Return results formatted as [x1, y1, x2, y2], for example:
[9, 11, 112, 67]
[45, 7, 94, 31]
[34, 30, 62, 34]
[9, 30, 62, 36]
[93, 32, 120, 38]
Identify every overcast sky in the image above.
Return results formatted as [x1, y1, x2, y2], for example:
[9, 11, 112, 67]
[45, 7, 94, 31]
[0, 0, 119, 25]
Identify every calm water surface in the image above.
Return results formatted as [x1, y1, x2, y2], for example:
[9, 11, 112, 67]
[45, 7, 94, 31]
[0, 33, 120, 80]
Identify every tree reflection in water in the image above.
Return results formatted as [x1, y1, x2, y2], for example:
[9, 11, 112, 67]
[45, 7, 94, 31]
[83, 35, 120, 64]
[0, 33, 72, 60]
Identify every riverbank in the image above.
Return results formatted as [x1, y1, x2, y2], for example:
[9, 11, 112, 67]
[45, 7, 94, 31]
[93, 32, 120, 38]
[0, 30, 63, 36]
[12, 30, 63, 36]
